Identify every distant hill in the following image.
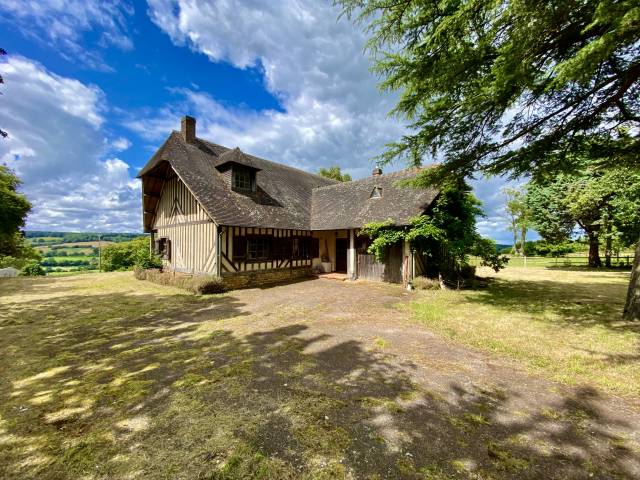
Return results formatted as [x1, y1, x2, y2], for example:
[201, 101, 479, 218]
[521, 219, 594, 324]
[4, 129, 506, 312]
[495, 243, 511, 252]
[26, 231, 144, 243]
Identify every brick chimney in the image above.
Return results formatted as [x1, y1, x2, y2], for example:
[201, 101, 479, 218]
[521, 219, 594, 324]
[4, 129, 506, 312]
[181, 115, 196, 143]
[372, 166, 382, 176]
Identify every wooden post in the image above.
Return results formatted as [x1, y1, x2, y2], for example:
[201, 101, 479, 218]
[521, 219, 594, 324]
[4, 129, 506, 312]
[348, 229, 356, 280]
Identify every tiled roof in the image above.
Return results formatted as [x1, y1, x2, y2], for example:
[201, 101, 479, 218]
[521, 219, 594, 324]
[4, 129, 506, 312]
[310, 169, 439, 230]
[138, 132, 439, 230]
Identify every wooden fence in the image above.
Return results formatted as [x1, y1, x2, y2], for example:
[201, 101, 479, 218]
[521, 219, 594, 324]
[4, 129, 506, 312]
[471, 254, 635, 268]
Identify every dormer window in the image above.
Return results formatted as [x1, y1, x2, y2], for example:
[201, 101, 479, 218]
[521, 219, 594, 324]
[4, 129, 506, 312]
[232, 166, 255, 193]
[370, 187, 382, 199]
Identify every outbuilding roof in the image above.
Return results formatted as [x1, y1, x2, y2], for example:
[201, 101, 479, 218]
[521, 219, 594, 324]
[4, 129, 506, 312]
[138, 127, 439, 232]
[310, 169, 438, 230]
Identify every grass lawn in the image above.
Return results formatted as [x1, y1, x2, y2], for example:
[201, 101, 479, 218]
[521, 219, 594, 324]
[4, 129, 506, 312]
[410, 267, 639, 397]
[1, 270, 639, 479]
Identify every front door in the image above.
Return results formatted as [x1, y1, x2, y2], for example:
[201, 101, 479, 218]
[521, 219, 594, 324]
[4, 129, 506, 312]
[336, 238, 348, 272]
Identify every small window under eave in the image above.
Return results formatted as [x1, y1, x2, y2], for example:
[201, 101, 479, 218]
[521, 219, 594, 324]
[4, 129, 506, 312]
[370, 187, 382, 199]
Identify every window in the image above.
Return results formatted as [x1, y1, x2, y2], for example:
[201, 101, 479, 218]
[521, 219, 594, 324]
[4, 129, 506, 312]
[233, 167, 254, 192]
[154, 237, 171, 260]
[247, 236, 270, 261]
[291, 238, 300, 259]
[370, 187, 382, 199]
[291, 236, 316, 259]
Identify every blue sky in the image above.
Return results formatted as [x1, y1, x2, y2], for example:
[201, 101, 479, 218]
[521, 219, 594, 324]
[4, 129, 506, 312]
[0, 0, 527, 244]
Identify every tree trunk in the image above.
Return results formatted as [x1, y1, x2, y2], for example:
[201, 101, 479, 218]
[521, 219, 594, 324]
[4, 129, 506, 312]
[605, 235, 612, 268]
[623, 240, 640, 321]
[587, 231, 601, 268]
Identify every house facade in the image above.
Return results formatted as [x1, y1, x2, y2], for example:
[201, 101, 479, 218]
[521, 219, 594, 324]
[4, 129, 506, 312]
[138, 116, 438, 289]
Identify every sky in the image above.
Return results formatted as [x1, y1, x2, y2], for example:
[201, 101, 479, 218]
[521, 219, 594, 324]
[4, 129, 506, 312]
[0, 0, 530, 244]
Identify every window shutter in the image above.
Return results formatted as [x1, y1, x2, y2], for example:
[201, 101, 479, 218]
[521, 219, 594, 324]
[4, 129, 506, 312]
[166, 240, 172, 261]
[311, 237, 320, 258]
[154, 239, 161, 255]
[233, 235, 247, 261]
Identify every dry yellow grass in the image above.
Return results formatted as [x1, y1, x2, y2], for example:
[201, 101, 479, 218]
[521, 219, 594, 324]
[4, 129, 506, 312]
[410, 267, 639, 397]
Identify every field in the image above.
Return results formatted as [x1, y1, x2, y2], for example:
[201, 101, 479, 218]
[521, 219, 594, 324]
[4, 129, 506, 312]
[24, 231, 142, 275]
[1, 268, 639, 479]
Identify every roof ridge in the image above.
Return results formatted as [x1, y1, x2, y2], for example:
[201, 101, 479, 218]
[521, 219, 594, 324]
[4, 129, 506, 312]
[197, 137, 338, 184]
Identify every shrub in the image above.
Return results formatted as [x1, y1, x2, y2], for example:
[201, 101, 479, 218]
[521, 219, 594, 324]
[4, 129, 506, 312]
[412, 276, 441, 290]
[102, 236, 160, 271]
[20, 262, 46, 276]
[134, 268, 225, 294]
[133, 245, 162, 270]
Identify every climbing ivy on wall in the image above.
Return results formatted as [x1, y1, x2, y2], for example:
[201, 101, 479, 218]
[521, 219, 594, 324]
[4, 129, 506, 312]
[359, 181, 508, 274]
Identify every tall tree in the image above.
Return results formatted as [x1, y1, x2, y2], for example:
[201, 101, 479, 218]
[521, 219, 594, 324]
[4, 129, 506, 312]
[525, 166, 640, 267]
[0, 166, 32, 257]
[338, 0, 640, 318]
[319, 166, 352, 182]
[503, 187, 530, 255]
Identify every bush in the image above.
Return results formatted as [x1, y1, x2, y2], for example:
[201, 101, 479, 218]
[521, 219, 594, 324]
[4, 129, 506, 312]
[134, 245, 162, 270]
[102, 236, 160, 271]
[20, 262, 46, 276]
[134, 268, 225, 294]
[412, 276, 441, 290]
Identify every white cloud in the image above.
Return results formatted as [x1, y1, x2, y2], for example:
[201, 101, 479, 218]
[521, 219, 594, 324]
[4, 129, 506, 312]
[112, 137, 132, 152]
[0, 0, 134, 70]
[142, 0, 405, 180]
[0, 56, 140, 231]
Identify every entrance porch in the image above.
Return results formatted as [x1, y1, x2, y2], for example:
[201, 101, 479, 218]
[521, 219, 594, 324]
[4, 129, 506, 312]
[311, 229, 417, 284]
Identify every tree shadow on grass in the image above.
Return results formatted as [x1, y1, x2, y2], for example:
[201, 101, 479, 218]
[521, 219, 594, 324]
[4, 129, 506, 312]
[1, 283, 639, 479]
[466, 275, 639, 334]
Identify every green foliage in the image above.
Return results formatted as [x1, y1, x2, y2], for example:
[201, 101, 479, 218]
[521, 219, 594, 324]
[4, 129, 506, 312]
[134, 243, 163, 270]
[20, 261, 45, 276]
[526, 165, 640, 266]
[318, 165, 352, 182]
[102, 236, 160, 272]
[525, 181, 577, 244]
[359, 219, 408, 261]
[503, 187, 531, 255]
[360, 181, 507, 276]
[471, 237, 509, 272]
[0, 233, 41, 269]
[0, 166, 31, 256]
[513, 240, 580, 257]
[338, 0, 640, 183]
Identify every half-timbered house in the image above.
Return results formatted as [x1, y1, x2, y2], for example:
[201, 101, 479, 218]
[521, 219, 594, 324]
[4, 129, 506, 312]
[138, 116, 438, 289]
